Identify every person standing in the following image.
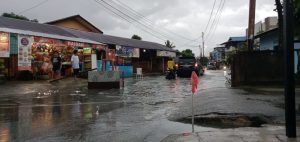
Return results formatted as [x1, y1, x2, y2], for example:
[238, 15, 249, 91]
[71, 50, 80, 79]
[51, 51, 61, 79]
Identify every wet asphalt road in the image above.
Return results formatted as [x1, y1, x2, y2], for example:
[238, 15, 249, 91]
[0, 70, 298, 141]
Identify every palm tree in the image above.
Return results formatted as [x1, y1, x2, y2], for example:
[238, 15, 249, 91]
[165, 40, 176, 48]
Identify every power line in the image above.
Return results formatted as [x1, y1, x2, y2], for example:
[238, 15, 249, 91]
[18, 0, 49, 14]
[204, 0, 217, 34]
[207, 0, 226, 41]
[94, 0, 166, 42]
[180, 0, 219, 46]
[205, 0, 225, 39]
[98, 0, 174, 41]
[109, 0, 198, 44]
[113, 0, 197, 43]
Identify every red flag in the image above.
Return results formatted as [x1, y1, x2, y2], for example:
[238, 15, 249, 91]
[191, 71, 199, 94]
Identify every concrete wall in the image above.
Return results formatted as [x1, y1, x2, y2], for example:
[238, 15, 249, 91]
[231, 51, 284, 86]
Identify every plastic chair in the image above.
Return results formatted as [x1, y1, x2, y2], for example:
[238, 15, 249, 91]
[136, 68, 143, 79]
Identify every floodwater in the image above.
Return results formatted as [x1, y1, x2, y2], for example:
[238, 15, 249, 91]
[0, 70, 298, 141]
[0, 71, 223, 142]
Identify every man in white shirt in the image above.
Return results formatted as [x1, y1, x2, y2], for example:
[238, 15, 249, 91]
[71, 50, 80, 78]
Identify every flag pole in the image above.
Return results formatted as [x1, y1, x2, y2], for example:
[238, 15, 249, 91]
[192, 93, 194, 133]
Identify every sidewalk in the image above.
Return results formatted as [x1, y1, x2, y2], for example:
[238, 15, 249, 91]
[161, 125, 300, 142]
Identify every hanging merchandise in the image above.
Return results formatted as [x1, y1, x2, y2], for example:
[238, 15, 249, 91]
[0, 32, 10, 57]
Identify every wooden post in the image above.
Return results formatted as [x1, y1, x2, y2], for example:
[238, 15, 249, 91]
[283, 0, 296, 137]
[247, 0, 256, 51]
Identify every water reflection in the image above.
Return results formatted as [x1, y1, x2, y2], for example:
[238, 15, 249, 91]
[0, 87, 124, 141]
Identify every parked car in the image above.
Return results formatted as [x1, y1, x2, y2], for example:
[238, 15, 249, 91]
[176, 57, 200, 77]
[207, 62, 217, 70]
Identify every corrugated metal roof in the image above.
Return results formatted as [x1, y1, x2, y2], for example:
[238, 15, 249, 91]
[0, 16, 175, 52]
[61, 28, 175, 52]
[0, 16, 76, 37]
[229, 36, 247, 42]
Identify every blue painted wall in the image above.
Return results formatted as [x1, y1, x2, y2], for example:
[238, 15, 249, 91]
[260, 31, 278, 50]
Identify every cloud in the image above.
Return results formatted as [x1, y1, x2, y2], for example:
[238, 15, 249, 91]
[0, 0, 277, 56]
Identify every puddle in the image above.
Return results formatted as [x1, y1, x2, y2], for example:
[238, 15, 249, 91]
[177, 113, 270, 129]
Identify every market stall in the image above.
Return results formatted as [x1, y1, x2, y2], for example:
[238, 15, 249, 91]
[0, 32, 10, 77]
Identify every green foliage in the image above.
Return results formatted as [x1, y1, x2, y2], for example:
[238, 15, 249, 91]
[1, 12, 38, 22]
[225, 51, 235, 66]
[131, 34, 142, 40]
[181, 49, 195, 58]
[165, 40, 176, 48]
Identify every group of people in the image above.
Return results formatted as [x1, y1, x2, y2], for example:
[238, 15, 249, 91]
[50, 50, 80, 80]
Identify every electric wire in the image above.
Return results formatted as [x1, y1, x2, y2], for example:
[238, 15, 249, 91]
[112, 0, 197, 43]
[94, 0, 166, 42]
[207, 0, 226, 41]
[98, 0, 173, 41]
[205, 0, 225, 39]
[18, 0, 49, 14]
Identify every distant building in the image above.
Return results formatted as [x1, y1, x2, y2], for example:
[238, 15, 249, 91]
[221, 36, 247, 59]
[246, 16, 278, 37]
[210, 46, 226, 62]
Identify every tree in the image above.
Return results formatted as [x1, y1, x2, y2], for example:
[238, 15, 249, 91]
[131, 34, 142, 40]
[2, 12, 39, 22]
[275, 0, 300, 40]
[181, 49, 195, 58]
[165, 40, 176, 48]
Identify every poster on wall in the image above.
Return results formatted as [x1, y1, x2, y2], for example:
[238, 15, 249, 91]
[116, 45, 139, 58]
[0, 32, 10, 57]
[18, 34, 33, 71]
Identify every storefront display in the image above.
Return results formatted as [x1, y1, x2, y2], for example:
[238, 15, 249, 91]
[0, 32, 10, 58]
[83, 47, 92, 71]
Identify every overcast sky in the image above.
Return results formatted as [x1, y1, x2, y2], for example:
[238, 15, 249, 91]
[0, 0, 277, 56]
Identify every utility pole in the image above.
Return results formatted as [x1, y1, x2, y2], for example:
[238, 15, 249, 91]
[202, 32, 205, 57]
[283, 0, 296, 138]
[247, 0, 256, 51]
[199, 45, 202, 58]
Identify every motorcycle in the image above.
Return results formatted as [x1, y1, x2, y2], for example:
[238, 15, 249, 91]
[165, 69, 176, 80]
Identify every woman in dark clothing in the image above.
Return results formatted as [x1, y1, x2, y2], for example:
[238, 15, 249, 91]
[51, 51, 62, 79]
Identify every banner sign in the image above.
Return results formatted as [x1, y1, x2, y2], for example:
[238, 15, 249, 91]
[0, 32, 10, 57]
[157, 51, 176, 57]
[116, 45, 139, 58]
[65, 41, 91, 47]
[18, 35, 33, 71]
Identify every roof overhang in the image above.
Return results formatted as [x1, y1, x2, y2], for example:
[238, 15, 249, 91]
[0, 27, 105, 45]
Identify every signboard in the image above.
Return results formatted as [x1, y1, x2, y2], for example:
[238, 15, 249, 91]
[157, 51, 176, 57]
[116, 45, 139, 58]
[18, 35, 33, 71]
[65, 41, 90, 47]
[92, 44, 107, 51]
[0, 32, 10, 57]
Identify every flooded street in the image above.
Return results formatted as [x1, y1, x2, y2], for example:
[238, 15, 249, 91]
[0, 70, 298, 141]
